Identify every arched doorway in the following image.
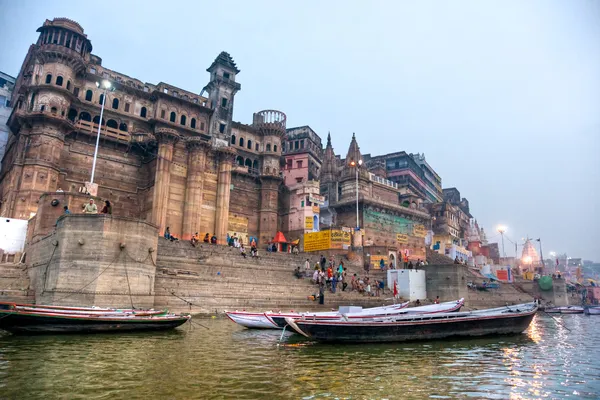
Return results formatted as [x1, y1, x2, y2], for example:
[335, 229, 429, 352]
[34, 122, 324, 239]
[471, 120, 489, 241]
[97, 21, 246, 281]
[312, 215, 319, 232]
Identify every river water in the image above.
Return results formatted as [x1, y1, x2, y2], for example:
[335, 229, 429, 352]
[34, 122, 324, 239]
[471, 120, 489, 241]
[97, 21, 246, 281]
[0, 314, 598, 399]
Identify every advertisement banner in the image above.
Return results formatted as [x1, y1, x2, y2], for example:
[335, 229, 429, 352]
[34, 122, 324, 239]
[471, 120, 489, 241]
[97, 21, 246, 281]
[370, 255, 388, 270]
[330, 229, 351, 249]
[303, 231, 331, 252]
[312, 205, 320, 214]
[305, 217, 314, 230]
[308, 194, 325, 205]
[396, 233, 409, 244]
[413, 224, 427, 238]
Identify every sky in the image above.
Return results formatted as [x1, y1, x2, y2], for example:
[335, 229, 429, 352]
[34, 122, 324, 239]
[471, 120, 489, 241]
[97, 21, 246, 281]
[0, 0, 599, 260]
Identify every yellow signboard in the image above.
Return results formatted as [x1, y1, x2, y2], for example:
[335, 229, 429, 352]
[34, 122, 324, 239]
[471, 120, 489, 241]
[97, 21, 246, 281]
[371, 255, 388, 270]
[228, 214, 248, 233]
[413, 224, 427, 238]
[396, 233, 409, 244]
[304, 231, 330, 252]
[330, 230, 351, 249]
[305, 217, 314, 230]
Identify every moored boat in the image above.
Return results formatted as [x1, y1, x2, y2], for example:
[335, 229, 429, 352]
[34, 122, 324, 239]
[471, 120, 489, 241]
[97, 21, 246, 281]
[544, 306, 584, 314]
[285, 302, 538, 343]
[266, 299, 464, 329]
[226, 302, 410, 329]
[0, 304, 190, 334]
[0, 302, 167, 316]
[584, 306, 600, 316]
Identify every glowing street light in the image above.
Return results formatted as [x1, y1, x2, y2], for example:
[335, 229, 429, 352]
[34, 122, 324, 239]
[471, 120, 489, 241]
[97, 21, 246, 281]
[496, 225, 507, 258]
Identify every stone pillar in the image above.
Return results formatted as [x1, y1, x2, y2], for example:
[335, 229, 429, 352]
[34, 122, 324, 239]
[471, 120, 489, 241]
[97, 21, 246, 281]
[151, 129, 179, 235]
[214, 147, 236, 245]
[258, 175, 282, 245]
[182, 138, 208, 240]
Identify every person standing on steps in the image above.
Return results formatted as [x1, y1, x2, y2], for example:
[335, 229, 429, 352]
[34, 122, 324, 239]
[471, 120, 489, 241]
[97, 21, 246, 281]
[342, 268, 348, 291]
[319, 280, 325, 305]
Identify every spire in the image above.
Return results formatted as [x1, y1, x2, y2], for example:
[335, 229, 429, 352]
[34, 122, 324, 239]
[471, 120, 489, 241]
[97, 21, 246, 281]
[207, 51, 240, 73]
[345, 132, 362, 167]
[327, 131, 331, 147]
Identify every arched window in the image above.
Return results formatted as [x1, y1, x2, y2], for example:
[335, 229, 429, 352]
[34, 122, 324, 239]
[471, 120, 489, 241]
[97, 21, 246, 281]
[255, 143, 259, 151]
[231, 135, 236, 145]
[239, 137, 244, 147]
[236, 156, 244, 166]
[170, 112, 176, 122]
[45, 74, 52, 84]
[119, 123, 128, 132]
[107, 119, 118, 129]
[79, 111, 91, 121]
[191, 118, 196, 129]
[274, 145, 278, 152]
[252, 160, 259, 171]
[247, 140, 252, 150]
[266, 143, 271, 152]
[99, 94, 105, 105]
[112, 98, 119, 109]
[67, 108, 77, 122]
[56, 76, 63, 86]
[40, 105, 46, 112]
[140, 107, 147, 118]
[50, 107, 57, 114]
[180, 115, 186, 125]
[93, 116, 105, 125]
[245, 159, 252, 168]
[66, 80, 71, 90]
[85, 90, 93, 101]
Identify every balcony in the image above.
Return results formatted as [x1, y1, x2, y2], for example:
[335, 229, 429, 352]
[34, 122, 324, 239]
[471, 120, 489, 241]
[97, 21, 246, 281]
[76, 120, 130, 142]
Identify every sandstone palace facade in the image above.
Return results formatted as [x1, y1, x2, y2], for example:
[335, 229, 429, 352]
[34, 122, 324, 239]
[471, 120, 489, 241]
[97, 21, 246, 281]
[0, 18, 290, 245]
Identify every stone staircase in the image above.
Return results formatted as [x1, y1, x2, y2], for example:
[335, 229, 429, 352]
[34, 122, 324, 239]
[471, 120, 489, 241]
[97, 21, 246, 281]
[0, 262, 34, 303]
[154, 240, 393, 314]
[464, 269, 534, 309]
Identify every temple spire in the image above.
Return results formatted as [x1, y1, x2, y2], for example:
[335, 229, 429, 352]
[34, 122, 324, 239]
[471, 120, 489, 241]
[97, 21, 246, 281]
[327, 131, 331, 147]
[346, 132, 362, 166]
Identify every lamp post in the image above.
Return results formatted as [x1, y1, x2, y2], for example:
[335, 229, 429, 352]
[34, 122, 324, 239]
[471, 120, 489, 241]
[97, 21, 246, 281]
[349, 158, 363, 231]
[536, 238, 545, 273]
[497, 225, 507, 258]
[89, 80, 113, 187]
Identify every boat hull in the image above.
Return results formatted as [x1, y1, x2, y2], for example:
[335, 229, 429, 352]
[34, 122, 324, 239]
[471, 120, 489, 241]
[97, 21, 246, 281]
[584, 307, 600, 315]
[291, 308, 537, 343]
[0, 311, 190, 334]
[225, 312, 279, 329]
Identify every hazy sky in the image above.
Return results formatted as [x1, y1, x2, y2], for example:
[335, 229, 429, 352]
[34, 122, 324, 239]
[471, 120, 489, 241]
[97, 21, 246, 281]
[1, 0, 599, 260]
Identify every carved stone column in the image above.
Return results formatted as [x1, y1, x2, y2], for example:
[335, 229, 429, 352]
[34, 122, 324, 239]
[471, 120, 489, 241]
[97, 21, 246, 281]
[182, 138, 209, 240]
[214, 147, 236, 245]
[151, 128, 179, 235]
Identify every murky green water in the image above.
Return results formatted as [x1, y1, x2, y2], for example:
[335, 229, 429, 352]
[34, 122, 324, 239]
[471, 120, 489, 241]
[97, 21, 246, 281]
[0, 314, 598, 399]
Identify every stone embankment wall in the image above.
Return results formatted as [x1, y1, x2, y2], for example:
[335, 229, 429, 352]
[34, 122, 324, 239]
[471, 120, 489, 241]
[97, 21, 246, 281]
[26, 215, 157, 308]
[0, 263, 34, 303]
[154, 240, 390, 314]
[516, 278, 569, 307]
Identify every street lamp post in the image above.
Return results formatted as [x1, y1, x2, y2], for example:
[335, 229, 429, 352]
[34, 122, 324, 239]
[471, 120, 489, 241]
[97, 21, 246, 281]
[497, 225, 507, 258]
[89, 80, 112, 187]
[350, 158, 363, 231]
[536, 238, 545, 273]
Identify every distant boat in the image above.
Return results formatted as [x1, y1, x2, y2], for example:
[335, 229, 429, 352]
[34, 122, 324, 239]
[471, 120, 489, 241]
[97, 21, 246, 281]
[584, 306, 600, 316]
[0, 304, 190, 334]
[545, 306, 584, 314]
[285, 302, 538, 344]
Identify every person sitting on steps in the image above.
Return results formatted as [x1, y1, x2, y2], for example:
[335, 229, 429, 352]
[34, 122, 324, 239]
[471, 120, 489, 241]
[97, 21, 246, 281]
[203, 233, 210, 243]
[191, 232, 199, 247]
[210, 234, 217, 244]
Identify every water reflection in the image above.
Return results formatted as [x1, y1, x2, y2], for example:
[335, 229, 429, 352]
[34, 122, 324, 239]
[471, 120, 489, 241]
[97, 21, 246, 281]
[0, 315, 598, 399]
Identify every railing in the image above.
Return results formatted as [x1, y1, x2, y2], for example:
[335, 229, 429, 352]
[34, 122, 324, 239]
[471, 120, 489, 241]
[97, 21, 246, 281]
[369, 173, 398, 189]
[76, 120, 130, 142]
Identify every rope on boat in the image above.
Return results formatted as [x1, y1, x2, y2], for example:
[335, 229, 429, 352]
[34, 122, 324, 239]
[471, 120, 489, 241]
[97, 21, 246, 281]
[277, 324, 288, 346]
[53, 251, 123, 302]
[123, 254, 135, 310]
[163, 288, 205, 310]
[189, 317, 210, 330]
[543, 310, 572, 332]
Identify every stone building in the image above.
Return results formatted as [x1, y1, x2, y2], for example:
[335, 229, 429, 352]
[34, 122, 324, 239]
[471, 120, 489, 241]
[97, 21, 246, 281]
[279, 126, 324, 241]
[0, 71, 16, 162]
[0, 18, 288, 246]
[320, 133, 431, 267]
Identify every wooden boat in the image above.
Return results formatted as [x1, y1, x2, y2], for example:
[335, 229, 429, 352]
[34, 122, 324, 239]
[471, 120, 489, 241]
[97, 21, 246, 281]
[0, 305, 190, 334]
[266, 298, 464, 329]
[584, 306, 600, 316]
[544, 306, 584, 314]
[225, 302, 410, 329]
[285, 302, 538, 343]
[0, 302, 167, 317]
